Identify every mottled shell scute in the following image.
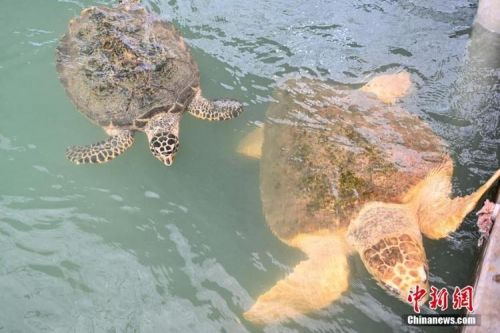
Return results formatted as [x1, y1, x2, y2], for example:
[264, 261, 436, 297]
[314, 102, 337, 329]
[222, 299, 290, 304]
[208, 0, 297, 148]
[261, 79, 450, 240]
[56, 4, 199, 127]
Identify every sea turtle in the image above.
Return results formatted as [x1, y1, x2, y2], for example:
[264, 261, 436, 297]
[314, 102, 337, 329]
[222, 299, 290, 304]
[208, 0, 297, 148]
[237, 72, 500, 324]
[56, 0, 243, 166]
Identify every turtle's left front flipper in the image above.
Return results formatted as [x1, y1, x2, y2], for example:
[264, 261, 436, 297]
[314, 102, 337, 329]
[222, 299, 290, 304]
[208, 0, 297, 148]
[187, 93, 243, 121]
[415, 168, 500, 239]
[244, 232, 350, 325]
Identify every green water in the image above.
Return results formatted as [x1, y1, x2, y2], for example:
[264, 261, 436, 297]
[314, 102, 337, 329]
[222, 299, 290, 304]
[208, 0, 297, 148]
[0, 0, 499, 332]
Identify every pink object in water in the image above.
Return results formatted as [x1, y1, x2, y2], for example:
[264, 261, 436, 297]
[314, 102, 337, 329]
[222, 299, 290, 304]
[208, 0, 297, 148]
[476, 200, 499, 246]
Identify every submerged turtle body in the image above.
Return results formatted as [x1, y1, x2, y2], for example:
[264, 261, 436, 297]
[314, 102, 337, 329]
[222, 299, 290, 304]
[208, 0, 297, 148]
[56, 0, 243, 166]
[261, 79, 448, 240]
[239, 73, 500, 324]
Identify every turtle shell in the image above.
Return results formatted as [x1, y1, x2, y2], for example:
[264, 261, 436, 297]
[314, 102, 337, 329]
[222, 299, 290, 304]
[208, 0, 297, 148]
[56, 4, 199, 127]
[261, 79, 450, 240]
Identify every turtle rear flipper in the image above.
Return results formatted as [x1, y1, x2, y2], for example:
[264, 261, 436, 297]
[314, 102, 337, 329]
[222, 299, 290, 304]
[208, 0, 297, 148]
[66, 130, 134, 164]
[188, 93, 243, 121]
[360, 71, 412, 104]
[244, 231, 349, 324]
[237, 127, 264, 160]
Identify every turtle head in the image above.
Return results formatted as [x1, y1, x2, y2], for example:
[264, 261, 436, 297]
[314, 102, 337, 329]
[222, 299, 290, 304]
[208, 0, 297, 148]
[362, 234, 429, 305]
[347, 204, 429, 305]
[145, 112, 181, 166]
[149, 132, 179, 166]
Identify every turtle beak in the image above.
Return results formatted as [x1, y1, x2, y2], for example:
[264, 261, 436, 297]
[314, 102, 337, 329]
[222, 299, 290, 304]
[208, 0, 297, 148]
[164, 154, 176, 166]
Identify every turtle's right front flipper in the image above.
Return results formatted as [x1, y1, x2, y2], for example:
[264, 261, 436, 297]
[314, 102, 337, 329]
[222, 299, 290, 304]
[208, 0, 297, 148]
[66, 129, 134, 164]
[187, 93, 243, 121]
[244, 232, 350, 325]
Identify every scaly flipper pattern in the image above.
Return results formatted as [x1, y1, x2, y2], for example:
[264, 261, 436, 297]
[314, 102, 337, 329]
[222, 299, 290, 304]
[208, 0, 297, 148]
[187, 93, 243, 121]
[66, 130, 134, 164]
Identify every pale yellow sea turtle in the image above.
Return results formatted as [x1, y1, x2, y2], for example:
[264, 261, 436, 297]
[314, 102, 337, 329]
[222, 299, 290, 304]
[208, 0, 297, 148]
[238, 72, 500, 324]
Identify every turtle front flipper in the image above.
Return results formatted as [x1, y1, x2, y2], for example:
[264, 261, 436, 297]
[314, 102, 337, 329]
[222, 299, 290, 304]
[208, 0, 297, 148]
[187, 93, 243, 121]
[65, 129, 134, 164]
[244, 231, 350, 325]
[412, 166, 500, 239]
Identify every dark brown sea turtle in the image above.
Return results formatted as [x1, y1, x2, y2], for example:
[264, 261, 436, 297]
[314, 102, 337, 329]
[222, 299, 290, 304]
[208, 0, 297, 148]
[56, 0, 243, 166]
[238, 72, 500, 324]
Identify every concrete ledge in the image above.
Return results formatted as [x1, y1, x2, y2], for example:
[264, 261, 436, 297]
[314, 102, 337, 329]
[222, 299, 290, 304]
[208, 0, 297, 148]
[463, 189, 500, 333]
